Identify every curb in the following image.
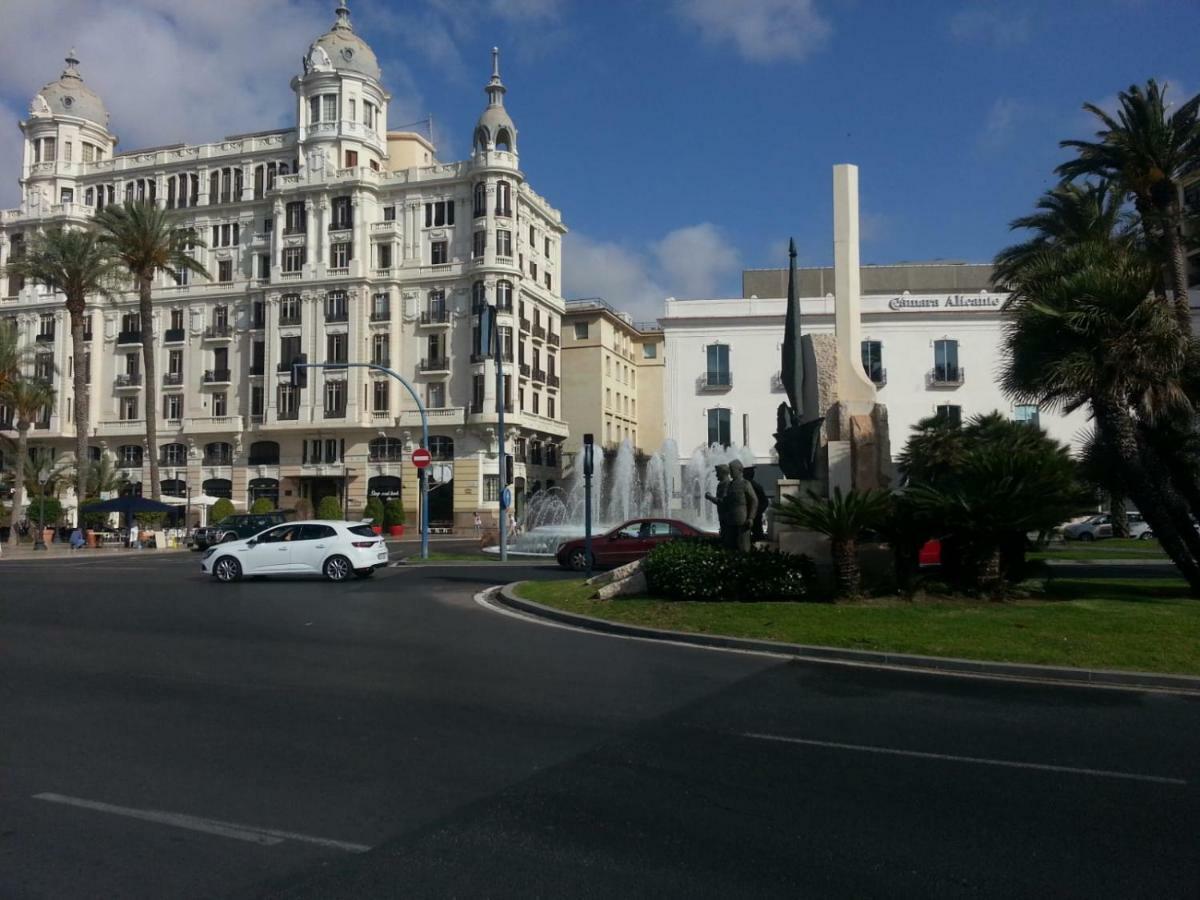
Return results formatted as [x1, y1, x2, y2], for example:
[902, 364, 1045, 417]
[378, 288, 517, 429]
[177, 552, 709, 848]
[495, 583, 1200, 696]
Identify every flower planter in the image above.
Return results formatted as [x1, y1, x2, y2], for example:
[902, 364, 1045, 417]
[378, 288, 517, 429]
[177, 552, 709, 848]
[371, 525, 383, 535]
[42, 528, 56, 545]
[86, 529, 97, 548]
[388, 524, 404, 537]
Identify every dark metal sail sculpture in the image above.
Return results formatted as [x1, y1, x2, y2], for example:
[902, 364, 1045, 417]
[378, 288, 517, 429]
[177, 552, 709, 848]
[774, 238, 823, 478]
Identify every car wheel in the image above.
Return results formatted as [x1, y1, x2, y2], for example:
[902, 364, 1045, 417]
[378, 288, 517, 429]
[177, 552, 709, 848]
[219, 532, 237, 543]
[213, 557, 242, 583]
[1079, 532, 1094, 542]
[354, 568, 375, 579]
[566, 548, 591, 572]
[324, 555, 352, 582]
[1141, 532, 1153, 541]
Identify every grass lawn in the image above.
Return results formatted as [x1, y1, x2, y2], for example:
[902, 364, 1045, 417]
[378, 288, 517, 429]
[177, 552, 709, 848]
[1031, 538, 1167, 561]
[514, 576, 1200, 676]
[403, 551, 490, 562]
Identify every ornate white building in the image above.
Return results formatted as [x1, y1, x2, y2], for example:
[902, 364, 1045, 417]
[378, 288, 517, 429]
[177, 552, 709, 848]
[0, 4, 569, 529]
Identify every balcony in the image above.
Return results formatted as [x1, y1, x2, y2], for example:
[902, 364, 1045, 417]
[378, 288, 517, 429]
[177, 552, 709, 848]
[202, 368, 231, 385]
[927, 367, 965, 388]
[532, 368, 547, 383]
[117, 330, 142, 346]
[203, 451, 233, 466]
[697, 372, 732, 392]
[547, 373, 560, 388]
[867, 367, 888, 387]
[324, 405, 347, 419]
[279, 313, 302, 327]
[419, 357, 450, 373]
[370, 308, 391, 322]
[325, 309, 348, 323]
[519, 318, 531, 332]
[547, 332, 560, 347]
[164, 327, 185, 343]
[114, 373, 142, 389]
[163, 372, 184, 387]
[532, 324, 546, 340]
[496, 298, 514, 312]
[248, 365, 264, 376]
[519, 362, 531, 377]
[277, 407, 299, 421]
[35, 332, 54, 343]
[419, 309, 450, 326]
[276, 361, 294, 373]
[203, 323, 232, 340]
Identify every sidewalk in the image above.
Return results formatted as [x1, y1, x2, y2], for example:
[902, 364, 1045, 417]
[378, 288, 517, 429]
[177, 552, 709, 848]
[0, 543, 187, 559]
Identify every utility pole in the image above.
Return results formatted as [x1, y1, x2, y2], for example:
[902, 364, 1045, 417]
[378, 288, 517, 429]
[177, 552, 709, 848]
[583, 432, 594, 578]
[489, 304, 508, 561]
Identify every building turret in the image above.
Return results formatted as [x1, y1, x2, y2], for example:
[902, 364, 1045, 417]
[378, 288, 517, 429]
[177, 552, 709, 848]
[293, 2, 390, 173]
[472, 48, 518, 158]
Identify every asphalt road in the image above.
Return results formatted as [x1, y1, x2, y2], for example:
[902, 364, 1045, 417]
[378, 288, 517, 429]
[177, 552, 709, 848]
[1, 552, 1197, 898]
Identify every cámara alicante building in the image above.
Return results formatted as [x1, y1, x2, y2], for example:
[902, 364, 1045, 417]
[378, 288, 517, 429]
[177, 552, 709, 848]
[0, 4, 569, 530]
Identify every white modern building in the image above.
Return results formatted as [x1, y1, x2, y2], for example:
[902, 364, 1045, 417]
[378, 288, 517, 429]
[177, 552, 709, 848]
[0, 4, 568, 530]
[661, 262, 1095, 481]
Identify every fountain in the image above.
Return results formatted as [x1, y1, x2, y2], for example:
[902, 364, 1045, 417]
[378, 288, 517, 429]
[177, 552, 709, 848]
[497, 437, 756, 557]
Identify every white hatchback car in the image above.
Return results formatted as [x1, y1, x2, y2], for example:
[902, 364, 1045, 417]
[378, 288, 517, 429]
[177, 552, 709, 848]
[201, 520, 389, 583]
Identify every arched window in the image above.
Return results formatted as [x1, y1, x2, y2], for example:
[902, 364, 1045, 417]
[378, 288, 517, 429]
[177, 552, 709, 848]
[428, 435, 454, 461]
[160, 442, 187, 466]
[160, 478, 187, 498]
[495, 128, 513, 152]
[117, 445, 143, 468]
[496, 279, 513, 311]
[473, 182, 487, 218]
[202, 478, 232, 499]
[473, 126, 490, 153]
[495, 180, 511, 216]
[204, 441, 233, 465]
[369, 437, 404, 461]
[472, 280, 486, 311]
[367, 475, 401, 499]
[248, 477, 279, 506]
[248, 441, 279, 465]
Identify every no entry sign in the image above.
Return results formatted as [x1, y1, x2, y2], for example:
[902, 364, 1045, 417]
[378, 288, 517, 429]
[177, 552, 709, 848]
[411, 448, 431, 469]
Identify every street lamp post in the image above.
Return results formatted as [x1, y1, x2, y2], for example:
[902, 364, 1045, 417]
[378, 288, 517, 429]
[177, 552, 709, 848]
[292, 361, 429, 560]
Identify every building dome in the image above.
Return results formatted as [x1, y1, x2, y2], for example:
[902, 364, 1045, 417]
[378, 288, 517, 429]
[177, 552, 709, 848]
[31, 50, 109, 127]
[305, 4, 382, 82]
[473, 48, 517, 154]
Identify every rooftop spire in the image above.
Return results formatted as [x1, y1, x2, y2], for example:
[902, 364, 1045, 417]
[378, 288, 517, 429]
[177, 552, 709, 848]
[62, 47, 81, 79]
[333, 3, 352, 30]
[485, 46, 506, 107]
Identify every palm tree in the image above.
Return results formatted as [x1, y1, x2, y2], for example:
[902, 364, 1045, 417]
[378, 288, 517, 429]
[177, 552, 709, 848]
[1078, 430, 1130, 538]
[993, 181, 1131, 288]
[1058, 80, 1200, 330]
[94, 201, 209, 500]
[5, 227, 119, 504]
[1001, 240, 1200, 591]
[0, 319, 32, 396]
[774, 487, 892, 598]
[2, 377, 55, 545]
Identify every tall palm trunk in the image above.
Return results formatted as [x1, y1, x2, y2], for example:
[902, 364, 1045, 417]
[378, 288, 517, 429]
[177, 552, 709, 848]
[1096, 402, 1200, 593]
[138, 274, 160, 500]
[69, 307, 89, 517]
[1161, 197, 1192, 333]
[831, 536, 861, 599]
[1109, 492, 1129, 538]
[9, 423, 29, 545]
[979, 545, 1004, 598]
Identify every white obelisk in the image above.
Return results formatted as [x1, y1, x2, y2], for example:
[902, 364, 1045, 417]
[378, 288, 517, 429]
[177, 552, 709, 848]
[832, 164, 879, 412]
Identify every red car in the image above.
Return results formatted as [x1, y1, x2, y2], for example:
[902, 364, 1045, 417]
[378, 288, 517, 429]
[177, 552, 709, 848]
[555, 518, 709, 571]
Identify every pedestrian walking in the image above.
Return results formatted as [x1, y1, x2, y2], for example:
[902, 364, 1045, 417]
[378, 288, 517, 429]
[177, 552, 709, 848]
[473, 511, 482, 535]
[128, 519, 140, 550]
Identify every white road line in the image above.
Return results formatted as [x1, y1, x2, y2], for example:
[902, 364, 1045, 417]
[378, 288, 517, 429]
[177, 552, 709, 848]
[33, 793, 372, 853]
[739, 734, 1189, 785]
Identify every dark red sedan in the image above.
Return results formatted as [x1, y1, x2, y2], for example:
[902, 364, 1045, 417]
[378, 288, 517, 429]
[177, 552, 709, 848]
[555, 518, 709, 571]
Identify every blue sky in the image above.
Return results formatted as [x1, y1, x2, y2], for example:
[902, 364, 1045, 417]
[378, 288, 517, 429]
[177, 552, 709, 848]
[1, 0, 1196, 318]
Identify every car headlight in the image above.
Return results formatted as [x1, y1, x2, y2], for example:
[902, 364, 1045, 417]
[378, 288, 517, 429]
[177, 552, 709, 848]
[202, 548, 216, 560]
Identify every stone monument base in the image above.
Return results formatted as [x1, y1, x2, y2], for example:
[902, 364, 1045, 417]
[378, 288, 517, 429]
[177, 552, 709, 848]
[772, 477, 831, 565]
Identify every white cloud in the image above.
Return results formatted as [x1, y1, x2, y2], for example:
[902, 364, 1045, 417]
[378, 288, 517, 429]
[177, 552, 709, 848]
[674, 0, 832, 63]
[982, 97, 1023, 141]
[949, 7, 1031, 47]
[0, 0, 427, 208]
[564, 223, 741, 321]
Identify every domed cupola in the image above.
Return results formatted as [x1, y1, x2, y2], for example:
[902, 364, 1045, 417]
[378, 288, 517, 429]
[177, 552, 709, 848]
[305, 3, 382, 82]
[473, 48, 517, 157]
[30, 49, 110, 128]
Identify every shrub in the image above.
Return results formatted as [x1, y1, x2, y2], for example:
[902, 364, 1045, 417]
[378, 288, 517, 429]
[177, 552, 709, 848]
[643, 539, 820, 602]
[80, 497, 110, 530]
[138, 511, 168, 530]
[27, 494, 62, 526]
[316, 496, 344, 520]
[384, 499, 405, 528]
[210, 498, 236, 523]
[250, 498, 276, 514]
[363, 496, 385, 525]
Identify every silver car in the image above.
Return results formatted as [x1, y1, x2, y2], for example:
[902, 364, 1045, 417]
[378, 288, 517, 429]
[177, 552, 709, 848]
[1063, 513, 1151, 541]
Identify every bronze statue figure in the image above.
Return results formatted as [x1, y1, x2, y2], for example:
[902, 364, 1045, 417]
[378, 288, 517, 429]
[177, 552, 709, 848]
[719, 460, 758, 552]
[704, 463, 730, 536]
[743, 465, 769, 542]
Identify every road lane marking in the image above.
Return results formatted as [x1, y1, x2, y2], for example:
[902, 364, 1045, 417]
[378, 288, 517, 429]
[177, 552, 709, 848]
[739, 734, 1188, 785]
[33, 793, 371, 852]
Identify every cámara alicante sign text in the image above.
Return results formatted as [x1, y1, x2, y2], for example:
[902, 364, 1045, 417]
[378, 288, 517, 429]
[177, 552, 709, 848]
[887, 294, 1004, 311]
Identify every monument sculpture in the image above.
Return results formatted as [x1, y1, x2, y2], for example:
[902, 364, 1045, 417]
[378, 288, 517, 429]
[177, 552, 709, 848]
[744, 466, 769, 542]
[774, 238, 824, 479]
[719, 460, 758, 552]
[704, 463, 730, 529]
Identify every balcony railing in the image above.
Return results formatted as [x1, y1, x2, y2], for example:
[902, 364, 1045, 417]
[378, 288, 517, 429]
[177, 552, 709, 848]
[203, 453, 232, 466]
[519, 318, 531, 332]
[697, 372, 732, 391]
[279, 313, 302, 326]
[532, 368, 547, 383]
[519, 363, 531, 377]
[324, 405, 347, 419]
[117, 330, 142, 345]
[277, 361, 293, 373]
[164, 327, 185, 343]
[496, 298, 513, 312]
[547, 332, 560, 347]
[927, 367, 964, 388]
[277, 407, 299, 420]
[419, 309, 449, 325]
[202, 368, 231, 384]
[325, 309, 348, 323]
[163, 372, 184, 386]
[35, 332, 54, 343]
[420, 357, 450, 372]
[532, 324, 546, 340]
[370, 308, 391, 322]
[547, 373, 560, 388]
[867, 367, 888, 387]
[114, 373, 142, 388]
[203, 324, 232, 339]
[249, 365, 264, 376]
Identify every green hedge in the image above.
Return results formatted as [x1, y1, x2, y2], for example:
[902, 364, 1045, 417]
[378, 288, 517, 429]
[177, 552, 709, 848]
[210, 498, 236, 523]
[27, 495, 63, 526]
[250, 498, 276, 514]
[363, 496, 385, 525]
[384, 499, 405, 528]
[642, 539, 821, 602]
[316, 496, 344, 520]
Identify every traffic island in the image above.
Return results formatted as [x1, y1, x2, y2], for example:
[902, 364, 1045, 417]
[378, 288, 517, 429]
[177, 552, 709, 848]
[497, 577, 1200, 692]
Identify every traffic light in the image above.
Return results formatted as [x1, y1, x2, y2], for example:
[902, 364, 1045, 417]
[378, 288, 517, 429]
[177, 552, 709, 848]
[291, 353, 307, 388]
[504, 453, 514, 485]
[583, 433, 594, 476]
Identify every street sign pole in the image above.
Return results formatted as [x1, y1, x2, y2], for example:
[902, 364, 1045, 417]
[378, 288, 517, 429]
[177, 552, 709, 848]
[583, 433, 594, 579]
[294, 361, 430, 559]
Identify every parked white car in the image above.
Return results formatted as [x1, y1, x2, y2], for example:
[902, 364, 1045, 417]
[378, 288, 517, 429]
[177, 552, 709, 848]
[201, 520, 389, 582]
[1062, 513, 1151, 541]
